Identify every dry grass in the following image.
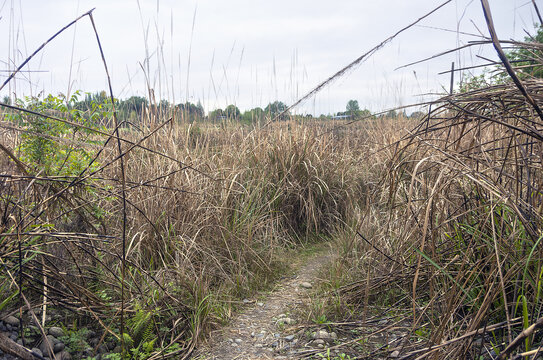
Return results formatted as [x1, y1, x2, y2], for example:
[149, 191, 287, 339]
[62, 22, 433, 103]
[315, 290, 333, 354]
[2, 5, 543, 360]
[0, 110, 371, 357]
[316, 74, 543, 360]
[4, 83, 543, 359]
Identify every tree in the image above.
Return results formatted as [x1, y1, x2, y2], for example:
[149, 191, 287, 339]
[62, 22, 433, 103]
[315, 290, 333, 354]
[359, 109, 372, 119]
[177, 101, 205, 122]
[507, 25, 543, 79]
[410, 111, 426, 120]
[224, 104, 241, 120]
[459, 25, 543, 91]
[241, 107, 264, 124]
[459, 71, 494, 93]
[123, 96, 148, 115]
[196, 101, 204, 118]
[117, 96, 148, 122]
[346, 99, 360, 116]
[208, 108, 225, 121]
[385, 110, 397, 119]
[158, 99, 171, 112]
[264, 101, 288, 119]
[73, 91, 110, 111]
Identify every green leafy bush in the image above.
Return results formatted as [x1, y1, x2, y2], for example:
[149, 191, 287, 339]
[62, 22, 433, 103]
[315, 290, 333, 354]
[10, 91, 108, 177]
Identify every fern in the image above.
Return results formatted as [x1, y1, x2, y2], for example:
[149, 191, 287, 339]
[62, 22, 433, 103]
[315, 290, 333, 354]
[121, 307, 157, 360]
[122, 333, 134, 351]
[127, 308, 153, 346]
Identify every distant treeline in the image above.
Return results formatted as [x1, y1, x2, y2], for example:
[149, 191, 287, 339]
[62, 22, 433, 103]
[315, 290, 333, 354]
[1, 91, 426, 126]
[67, 92, 293, 124]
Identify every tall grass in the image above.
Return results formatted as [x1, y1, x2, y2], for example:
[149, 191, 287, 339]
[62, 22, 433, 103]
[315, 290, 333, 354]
[0, 107, 368, 357]
[3, 4, 543, 360]
[322, 54, 543, 360]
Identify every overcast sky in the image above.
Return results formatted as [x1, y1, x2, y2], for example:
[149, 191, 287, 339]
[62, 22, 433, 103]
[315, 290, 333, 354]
[0, 0, 541, 115]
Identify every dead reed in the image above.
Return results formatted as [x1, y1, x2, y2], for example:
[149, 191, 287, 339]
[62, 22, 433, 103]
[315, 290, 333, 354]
[320, 20, 543, 360]
[0, 105, 369, 358]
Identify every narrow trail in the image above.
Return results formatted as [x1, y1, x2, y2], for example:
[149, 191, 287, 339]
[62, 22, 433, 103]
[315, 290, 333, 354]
[193, 249, 332, 360]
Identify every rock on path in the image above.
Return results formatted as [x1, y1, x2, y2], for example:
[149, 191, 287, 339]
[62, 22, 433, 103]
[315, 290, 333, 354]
[193, 251, 330, 360]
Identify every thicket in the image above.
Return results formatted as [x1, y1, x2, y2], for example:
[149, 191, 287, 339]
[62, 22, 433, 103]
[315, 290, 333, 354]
[0, 93, 367, 359]
[313, 21, 543, 360]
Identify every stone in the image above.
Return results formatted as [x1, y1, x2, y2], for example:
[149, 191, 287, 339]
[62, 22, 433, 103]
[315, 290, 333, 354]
[4, 316, 19, 327]
[48, 327, 64, 338]
[39, 335, 59, 357]
[53, 342, 65, 353]
[276, 317, 295, 326]
[271, 341, 278, 348]
[285, 335, 295, 341]
[471, 338, 484, 347]
[299, 282, 312, 289]
[58, 350, 72, 360]
[257, 302, 264, 307]
[89, 337, 100, 347]
[9, 334, 17, 342]
[390, 350, 400, 358]
[97, 344, 109, 354]
[231, 342, 238, 347]
[312, 329, 336, 341]
[234, 338, 243, 344]
[242, 298, 250, 304]
[314, 339, 325, 346]
[31, 348, 43, 358]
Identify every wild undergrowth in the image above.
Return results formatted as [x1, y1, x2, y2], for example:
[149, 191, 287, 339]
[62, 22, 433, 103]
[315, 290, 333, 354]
[317, 78, 543, 359]
[0, 99, 370, 358]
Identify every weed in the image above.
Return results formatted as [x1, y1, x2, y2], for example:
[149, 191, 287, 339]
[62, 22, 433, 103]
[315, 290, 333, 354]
[316, 348, 352, 360]
[314, 314, 328, 325]
[59, 328, 91, 354]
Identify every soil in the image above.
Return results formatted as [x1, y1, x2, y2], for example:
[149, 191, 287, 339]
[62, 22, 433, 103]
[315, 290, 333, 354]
[192, 248, 332, 360]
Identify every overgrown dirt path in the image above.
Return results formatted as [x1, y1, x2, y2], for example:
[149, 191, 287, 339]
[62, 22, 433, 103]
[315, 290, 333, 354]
[193, 247, 332, 360]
